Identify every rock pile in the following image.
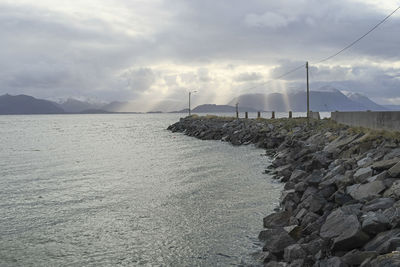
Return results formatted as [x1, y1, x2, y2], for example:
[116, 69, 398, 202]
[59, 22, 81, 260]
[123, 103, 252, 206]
[168, 115, 400, 266]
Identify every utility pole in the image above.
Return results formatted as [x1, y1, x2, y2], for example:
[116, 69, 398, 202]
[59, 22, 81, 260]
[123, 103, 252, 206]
[188, 90, 197, 116]
[236, 102, 239, 118]
[189, 91, 191, 116]
[306, 61, 310, 122]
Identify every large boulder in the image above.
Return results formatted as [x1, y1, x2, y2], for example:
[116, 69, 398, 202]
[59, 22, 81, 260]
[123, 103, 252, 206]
[347, 181, 386, 201]
[320, 209, 370, 251]
[353, 167, 373, 183]
[341, 249, 378, 266]
[364, 229, 400, 254]
[363, 198, 395, 212]
[283, 244, 306, 263]
[369, 252, 400, 266]
[262, 228, 296, 257]
[383, 180, 400, 199]
[263, 211, 292, 228]
[388, 161, 400, 177]
[318, 257, 348, 267]
[371, 158, 399, 172]
[361, 211, 391, 235]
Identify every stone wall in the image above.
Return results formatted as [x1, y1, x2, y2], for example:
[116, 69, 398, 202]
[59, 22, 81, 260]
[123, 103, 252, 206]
[331, 111, 400, 131]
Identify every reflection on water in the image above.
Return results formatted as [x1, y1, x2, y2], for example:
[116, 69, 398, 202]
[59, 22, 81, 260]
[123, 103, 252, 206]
[0, 114, 282, 266]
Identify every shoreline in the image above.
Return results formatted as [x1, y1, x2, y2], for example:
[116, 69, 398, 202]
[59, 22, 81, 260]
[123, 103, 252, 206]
[168, 115, 400, 266]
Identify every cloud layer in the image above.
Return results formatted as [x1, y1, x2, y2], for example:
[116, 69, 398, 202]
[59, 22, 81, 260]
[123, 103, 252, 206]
[1, 0, 400, 110]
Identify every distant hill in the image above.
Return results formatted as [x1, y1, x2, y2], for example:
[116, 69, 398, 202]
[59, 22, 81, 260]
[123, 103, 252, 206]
[171, 104, 259, 113]
[228, 86, 386, 112]
[59, 98, 103, 113]
[0, 94, 65, 114]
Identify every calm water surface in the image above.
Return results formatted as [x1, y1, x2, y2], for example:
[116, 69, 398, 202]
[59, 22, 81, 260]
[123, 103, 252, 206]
[0, 114, 282, 266]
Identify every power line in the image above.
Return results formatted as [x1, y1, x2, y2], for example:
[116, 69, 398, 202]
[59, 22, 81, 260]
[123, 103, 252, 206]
[314, 5, 400, 64]
[235, 5, 400, 95]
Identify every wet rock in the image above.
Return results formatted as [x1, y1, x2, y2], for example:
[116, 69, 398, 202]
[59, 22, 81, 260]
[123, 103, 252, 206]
[363, 198, 395, 212]
[347, 181, 386, 201]
[263, 211, 292, 228]
[290, 170, 308, 183]
[294, 182, 307, 193]
[361, 211, 390, 235]
[262, 228, 296, 257]
[299, 194, 327, 214]
[265, 261, 289, 267]
[320, 209, 370, 251]
[284, 225, 303, 240]
[283, 244, 307, 263]
[364, 229, 400, 254]
[388, 161, 400, 177]
[341, 249, 378, 266]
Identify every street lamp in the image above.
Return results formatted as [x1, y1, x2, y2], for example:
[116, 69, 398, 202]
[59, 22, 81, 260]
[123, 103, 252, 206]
[188, 90, 197, 116]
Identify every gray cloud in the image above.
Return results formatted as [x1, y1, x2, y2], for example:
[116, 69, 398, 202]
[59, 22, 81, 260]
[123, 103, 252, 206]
[1, 0, 400, 106]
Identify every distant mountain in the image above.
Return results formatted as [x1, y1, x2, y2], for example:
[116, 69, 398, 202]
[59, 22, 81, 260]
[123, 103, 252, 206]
[59, 98, 103, 113]
[0, 94, 65, 114]
[102, 101, 130, 112]
[346, 93, 387, 111]
[384, 105, 400, 111]
[228, 86, 386, 112]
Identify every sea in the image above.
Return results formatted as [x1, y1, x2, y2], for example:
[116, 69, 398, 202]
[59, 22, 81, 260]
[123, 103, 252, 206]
[0, 112, 320, 266]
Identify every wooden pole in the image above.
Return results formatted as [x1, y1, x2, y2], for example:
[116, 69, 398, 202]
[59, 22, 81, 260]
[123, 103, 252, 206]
[306, 62, 310, 123]
[271, 111, 275, 119]
[245, 112, 248, 119]
[188, 91, 191, 116]
[236, 102, 239, 119]
[257, 111, 261, 118]
[289, 111, 292, 118]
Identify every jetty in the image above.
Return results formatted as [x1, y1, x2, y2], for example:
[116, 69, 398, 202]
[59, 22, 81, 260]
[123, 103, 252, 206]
[168, 114, 400, 266]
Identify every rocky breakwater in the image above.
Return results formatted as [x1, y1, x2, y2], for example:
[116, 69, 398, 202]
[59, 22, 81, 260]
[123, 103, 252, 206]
[168, 115, 400, 266]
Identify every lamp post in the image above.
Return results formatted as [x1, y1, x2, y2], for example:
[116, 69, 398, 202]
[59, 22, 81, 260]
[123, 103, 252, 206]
[188, 90, 197, 116]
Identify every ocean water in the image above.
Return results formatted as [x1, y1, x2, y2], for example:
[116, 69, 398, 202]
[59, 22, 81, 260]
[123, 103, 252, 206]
[0, 114, 283, 266]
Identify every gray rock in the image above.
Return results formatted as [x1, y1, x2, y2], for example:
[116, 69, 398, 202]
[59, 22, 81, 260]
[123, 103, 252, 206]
[341, 249, 378, 266]
[363, 198, 395, 212]
[324, 134, 360, 153]
[299, 194, 327, 214]
[302, 238, 326, 255]
[320, 209, 370, 251]
[318, 256, 348, 267]
[294, 182, 307, 193]
[284, 225, 303, 240]
[364, 229, 400, 254]
[372, 158, 400, 171]
[369, 252, 400, 266]
[383, 202, 400, 228]
[388, 161, 400, 177]
[262, 228, 296, 256]
[383, 180, 400, 199]
[353, 167, 373, 183]
[361, 211, 390, 235]
[357, 156, 373, 167]
[264, 211, 292, 228]
[283, 244, 306, 263]
[290, 170, 308, 183]
[347, 181, 386, 201]
[366, 171, 388, 183]
[265, 261, 289, 267]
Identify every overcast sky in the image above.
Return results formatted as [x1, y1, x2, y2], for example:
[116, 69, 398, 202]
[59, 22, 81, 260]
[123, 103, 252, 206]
[1, 0, 399, 111]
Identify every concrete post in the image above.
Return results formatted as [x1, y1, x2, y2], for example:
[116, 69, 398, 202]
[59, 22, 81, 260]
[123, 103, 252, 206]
[245, 112, 248, 119]
[257, 111, 261, 118]
[289, 111, 292, 118]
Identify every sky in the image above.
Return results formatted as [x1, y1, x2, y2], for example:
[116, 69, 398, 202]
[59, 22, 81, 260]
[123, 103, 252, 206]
[1, 0, 400, 111]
